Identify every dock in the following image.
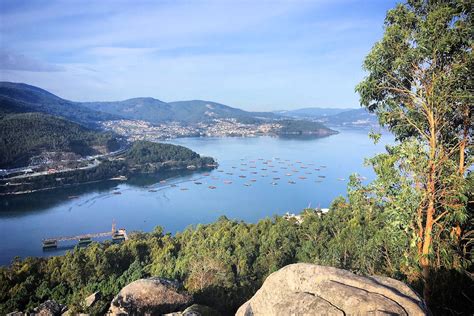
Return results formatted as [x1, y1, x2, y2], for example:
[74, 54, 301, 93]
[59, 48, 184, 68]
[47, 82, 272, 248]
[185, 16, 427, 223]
[42, 221, 128, 249]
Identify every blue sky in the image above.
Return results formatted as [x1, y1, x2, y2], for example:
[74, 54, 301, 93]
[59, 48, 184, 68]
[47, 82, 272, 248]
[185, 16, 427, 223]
[0, 0, 397, 110]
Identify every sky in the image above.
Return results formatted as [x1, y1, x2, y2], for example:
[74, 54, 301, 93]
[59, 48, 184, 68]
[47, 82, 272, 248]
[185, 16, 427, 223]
[0, 0, 397, 111]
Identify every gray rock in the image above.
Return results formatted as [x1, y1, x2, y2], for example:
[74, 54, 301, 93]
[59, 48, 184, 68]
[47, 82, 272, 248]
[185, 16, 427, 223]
[163, 304, 220, 316]
[236, 263, 428, 316]
[183, 304, 220, 316]
[108, 277, 192, 315]
[33, 300, 66, 316]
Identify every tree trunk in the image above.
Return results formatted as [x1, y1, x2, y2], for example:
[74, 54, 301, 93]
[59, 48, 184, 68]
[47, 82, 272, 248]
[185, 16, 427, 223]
[420, 111, 437, 305]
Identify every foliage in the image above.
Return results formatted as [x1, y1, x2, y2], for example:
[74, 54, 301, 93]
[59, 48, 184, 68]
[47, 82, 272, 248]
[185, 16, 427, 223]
[1, 184, 472, 315]
[355, 0, 472, 304]
[0, 141, 215, 194]
[0, 112, 120, 168]
[276, 119, 336, 135]
[0, 82, 119, 126]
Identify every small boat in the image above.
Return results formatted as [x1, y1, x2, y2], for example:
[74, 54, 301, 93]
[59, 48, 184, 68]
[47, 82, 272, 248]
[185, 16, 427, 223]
[231, 166, 237, 169]
[239, 175, 246, 178]
[272, 170, 278, 173]
[148, 189, 157, 192]
[305, 172, 312, 175]
[250, 179, 257, 182]
[113, 191, 122, 195]
[226, 172, 233, 175]
[261, 168, 267, 171]
[320, 165, 327, 168]
[314, 168, 320, 171]
[42, 240, 57, 248]
[224, 180, 232, 184]
[288, 180, 296, 184]
[315, 180, 323, 183]
[271, 182, 278, 185]
[208, 186, 217, 189]
[261, 174, 268, 177]
[180, 188, 189, 191]
[286, 173, 292, 176]
[159, 180, 167, 184]
[337, 178, 346, 181]
[318, 176, 326, 178]
[79, 237, 92, 245]
[298, 176, 307, 180]
[194, 182, 202, 185]
[273, 177, 280, 180]
[244, 183, 251, 187]
[251, 171, 258, 174]
[203, 173, 210, 176]
[68, 195, 79, 199]
[241, 163, 247, 166]
[171, 184, 177, 187]
[250, 166, 256, 168]
[240, 169, 247, 171]
[217, 170, 224, 173]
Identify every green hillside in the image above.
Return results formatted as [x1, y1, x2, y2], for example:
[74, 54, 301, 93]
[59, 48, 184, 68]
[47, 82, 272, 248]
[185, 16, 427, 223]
[0, 113, 120, 168]
[84, 99, 277, 124]
[0, 82, 119, 126]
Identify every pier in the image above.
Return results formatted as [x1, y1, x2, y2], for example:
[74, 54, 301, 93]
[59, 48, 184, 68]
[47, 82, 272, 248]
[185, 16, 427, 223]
[42, 221, 127, 249]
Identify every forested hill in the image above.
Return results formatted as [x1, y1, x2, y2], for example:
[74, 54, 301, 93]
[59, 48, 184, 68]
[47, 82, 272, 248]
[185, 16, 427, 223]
[0, 113, 120, 168]
[83, 99, 277, 124]
[0, 82, 120, 127]
[0, 82, 278, 125]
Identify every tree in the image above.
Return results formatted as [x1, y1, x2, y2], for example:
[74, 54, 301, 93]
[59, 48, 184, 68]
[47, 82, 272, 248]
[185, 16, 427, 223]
[356, 0, 472, 303]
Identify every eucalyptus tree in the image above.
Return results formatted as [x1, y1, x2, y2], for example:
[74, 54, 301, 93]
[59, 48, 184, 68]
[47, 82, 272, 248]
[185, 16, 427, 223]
[356, 0, 472, 303]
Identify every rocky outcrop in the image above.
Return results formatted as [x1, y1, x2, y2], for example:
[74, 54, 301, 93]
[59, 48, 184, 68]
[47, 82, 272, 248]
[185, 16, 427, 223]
[33, 300, 67, 316]
[236, 263, 428, 316]
[163, 304, 221, 316]
[85, 291, 100, 308]
[108, 277, 192, 315]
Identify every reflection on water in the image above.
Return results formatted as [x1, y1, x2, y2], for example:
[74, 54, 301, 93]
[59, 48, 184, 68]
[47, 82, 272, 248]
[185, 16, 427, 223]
[0, 130, 394, 265]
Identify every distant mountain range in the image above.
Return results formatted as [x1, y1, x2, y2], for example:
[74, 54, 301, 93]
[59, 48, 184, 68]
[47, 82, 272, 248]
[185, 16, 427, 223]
[0, 82, 377, 130]
[276, 107, 378, 128]
[0, 82, 119, 128]
[0, 82, 276, 126]
[83, 99, 277, 124]
[274, 107, 350, 118]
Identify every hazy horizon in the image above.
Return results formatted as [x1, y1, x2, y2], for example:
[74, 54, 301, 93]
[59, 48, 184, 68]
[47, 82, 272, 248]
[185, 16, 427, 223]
[0, 0, 396, 111]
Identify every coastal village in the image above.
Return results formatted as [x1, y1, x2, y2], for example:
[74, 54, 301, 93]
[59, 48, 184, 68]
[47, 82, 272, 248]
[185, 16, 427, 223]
[101, 118, 284, 141]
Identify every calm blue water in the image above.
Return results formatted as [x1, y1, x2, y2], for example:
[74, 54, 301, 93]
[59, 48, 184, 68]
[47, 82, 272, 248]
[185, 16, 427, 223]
[0, 129, 393, 265]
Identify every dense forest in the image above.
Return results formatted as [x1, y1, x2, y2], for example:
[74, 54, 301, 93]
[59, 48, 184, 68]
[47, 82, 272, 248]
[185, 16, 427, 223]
[0, 82, 119, 127]
[0, 112, 120, 168]
[276, 119, 337, 135]
[0, 141, 215, 194]
[0, 176, 472, 315]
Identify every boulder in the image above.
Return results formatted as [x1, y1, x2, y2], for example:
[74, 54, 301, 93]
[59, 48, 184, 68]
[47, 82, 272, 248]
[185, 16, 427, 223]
[33, 300, 66, 316]
[108, 277, 192, 315]
[84, 291, 99, 308]
[163, 304, 221, 316]
[236, 263, 428, 316]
